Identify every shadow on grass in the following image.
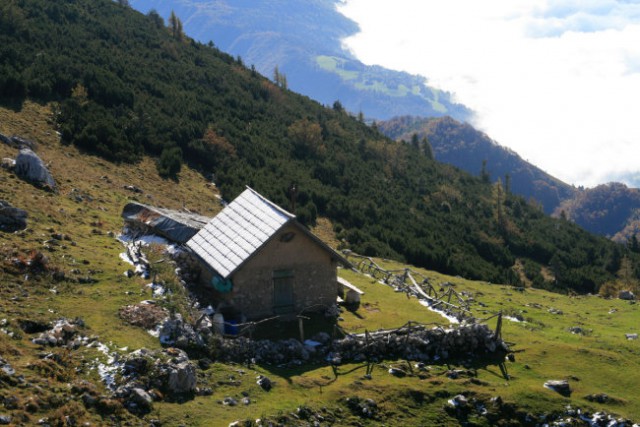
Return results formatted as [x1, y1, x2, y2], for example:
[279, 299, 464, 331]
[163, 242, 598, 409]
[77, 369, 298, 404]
[253, 342, 512, 387]
[250, 312, 341, 342]
[464, 352, 512, 381]
[0, 97, 26, 112]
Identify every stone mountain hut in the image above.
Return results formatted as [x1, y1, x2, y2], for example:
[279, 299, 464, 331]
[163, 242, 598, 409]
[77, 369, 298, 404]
[185, 187, 351, 321]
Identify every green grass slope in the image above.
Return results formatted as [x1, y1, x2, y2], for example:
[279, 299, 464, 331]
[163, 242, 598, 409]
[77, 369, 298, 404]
[1, 107, 639, 424]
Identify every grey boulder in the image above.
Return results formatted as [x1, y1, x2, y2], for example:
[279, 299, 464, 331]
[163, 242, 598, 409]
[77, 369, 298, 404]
[15, 148, 56, 190]
[0, 200, 27, 231]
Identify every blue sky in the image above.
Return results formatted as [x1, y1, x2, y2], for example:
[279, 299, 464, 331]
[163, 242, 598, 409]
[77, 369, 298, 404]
[339, 0, 640, 188]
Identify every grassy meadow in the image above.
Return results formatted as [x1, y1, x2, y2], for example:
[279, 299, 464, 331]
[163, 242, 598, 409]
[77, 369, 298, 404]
[1, 102, 640, 425]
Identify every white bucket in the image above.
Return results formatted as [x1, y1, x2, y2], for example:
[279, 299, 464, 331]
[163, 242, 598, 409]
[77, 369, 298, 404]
[212, 313, 225, 335]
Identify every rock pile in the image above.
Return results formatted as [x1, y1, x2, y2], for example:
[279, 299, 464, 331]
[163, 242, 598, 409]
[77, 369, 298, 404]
[171, 248, 202, 284]
[119, 302, 168, 330]
[113, 347, 197, 413]
[215, 322, 507, 366]
[331, 323, 505, 363]
[0, 357, 15, 378]
[345, 396, 378, 419]
[158, 313, 207, 350]
[30, 318, 90, 349]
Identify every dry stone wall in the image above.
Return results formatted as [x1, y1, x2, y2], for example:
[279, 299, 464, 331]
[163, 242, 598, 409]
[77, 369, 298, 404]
[215, 322, 507, 366]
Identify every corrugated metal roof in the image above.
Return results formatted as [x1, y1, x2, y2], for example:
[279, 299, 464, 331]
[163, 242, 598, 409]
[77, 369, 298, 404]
[186, 187, 294, 278]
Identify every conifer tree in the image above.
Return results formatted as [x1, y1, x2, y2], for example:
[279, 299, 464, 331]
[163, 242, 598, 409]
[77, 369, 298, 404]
[422, 137, 433, 160]
[273, 66, 287, 89]
[169, 10, 184, 41]
[481, 159, 490, 183]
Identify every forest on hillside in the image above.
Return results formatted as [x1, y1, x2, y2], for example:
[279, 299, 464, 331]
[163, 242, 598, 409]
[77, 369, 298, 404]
[1, 0, 639, 293]
[555, 183, 640, 241]
[378, 116, 577, 215]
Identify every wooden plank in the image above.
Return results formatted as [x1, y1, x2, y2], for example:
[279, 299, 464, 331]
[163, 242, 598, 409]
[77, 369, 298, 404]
[337, 276, 365, 295]
[407, 272, 436, 302]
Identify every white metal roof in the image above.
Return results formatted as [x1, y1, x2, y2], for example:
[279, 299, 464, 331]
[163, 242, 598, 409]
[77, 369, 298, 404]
[186, 187, 295, 278]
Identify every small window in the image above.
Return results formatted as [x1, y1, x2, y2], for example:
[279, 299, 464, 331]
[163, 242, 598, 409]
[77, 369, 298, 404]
[279, 231, 296, 242]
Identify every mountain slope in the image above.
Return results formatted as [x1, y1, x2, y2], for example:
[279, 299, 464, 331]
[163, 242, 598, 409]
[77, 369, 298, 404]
[2, 106, 640, 424]
[554, 182, 640, 241]
[379, 116, 578, 215]
[378, 116, 640, 241]
[129, 0, 472, 121]
[1, 3, 640, 424]
[0, 0, 636, 294]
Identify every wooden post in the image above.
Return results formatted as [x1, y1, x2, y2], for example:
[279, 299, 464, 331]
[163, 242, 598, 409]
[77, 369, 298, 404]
[364, 329, 370, 363]
[298, 317, 304, 342]
[494, 311, 503, 342]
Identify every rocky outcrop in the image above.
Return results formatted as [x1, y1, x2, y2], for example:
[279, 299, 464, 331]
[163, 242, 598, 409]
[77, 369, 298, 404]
[113, 347, 197, 413]
[619, 290, 635, 300]
[0, 200, 27, 231]
[544, 379, 571, 396]
[158, 313, 207, 350]
[15, 148, 56, 190]
[30, 318, 89, 349]
[0, 133, 37, 150]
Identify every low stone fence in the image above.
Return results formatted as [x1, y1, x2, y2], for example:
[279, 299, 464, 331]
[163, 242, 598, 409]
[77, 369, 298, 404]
[214, 320, 507, 366]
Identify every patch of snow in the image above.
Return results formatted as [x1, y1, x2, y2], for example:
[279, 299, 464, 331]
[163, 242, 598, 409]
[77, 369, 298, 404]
[504, 316, 524, 323]
[117, 233, 170, 246]
[419, 300, 460, 324]
[88, 341, 121, 391]
[579, 411, 630, 427]
[147, 325, 161, 338]
[146, 282, 167, 297]
[119, 251, 134, 266]
[165, 244, 182, 256]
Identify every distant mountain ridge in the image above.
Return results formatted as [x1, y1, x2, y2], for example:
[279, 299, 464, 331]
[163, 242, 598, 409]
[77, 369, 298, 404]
[379, 116, 640, 242]
[378, 116, 578, 215]
[554, 183, 640, 242]
[130, 0, 472, 121]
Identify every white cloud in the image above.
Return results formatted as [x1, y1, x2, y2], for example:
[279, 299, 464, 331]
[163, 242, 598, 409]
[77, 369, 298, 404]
[339, 0, 640, 187]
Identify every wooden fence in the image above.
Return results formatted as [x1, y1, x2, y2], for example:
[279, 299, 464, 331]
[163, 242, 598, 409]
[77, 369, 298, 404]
[342, 250, 473, 321]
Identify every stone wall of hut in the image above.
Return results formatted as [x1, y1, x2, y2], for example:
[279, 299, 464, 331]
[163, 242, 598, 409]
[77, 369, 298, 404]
[226, 223, 338, 320]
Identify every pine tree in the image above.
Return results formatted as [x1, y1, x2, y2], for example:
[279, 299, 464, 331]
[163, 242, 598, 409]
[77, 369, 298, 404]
[411, 133, 420, 150]
[422, 137, 433, 160]
[169, 10, 184, 41]
[273, 66, 288, 89]
[629, 234, 640, 254]
[481, 159, 490, 183]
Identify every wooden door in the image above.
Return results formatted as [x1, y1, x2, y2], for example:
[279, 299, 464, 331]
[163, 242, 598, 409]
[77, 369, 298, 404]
[273, 270, 294, 314]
